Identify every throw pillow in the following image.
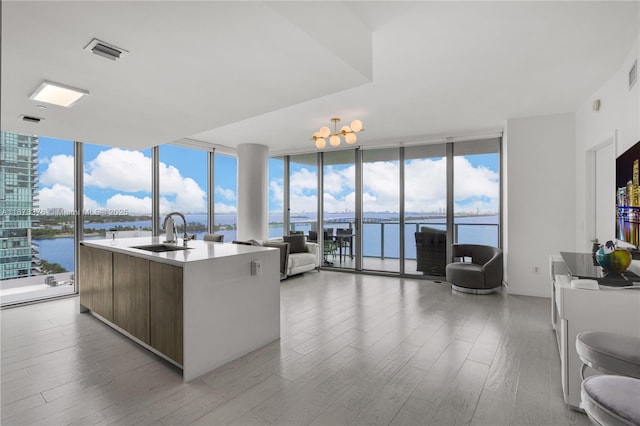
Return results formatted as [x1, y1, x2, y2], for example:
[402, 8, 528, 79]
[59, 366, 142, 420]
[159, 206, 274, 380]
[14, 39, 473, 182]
[283, 234, 306, 254]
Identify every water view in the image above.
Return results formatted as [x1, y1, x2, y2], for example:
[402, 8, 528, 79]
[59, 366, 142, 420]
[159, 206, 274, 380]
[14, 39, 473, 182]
[34, 213, 499, 272]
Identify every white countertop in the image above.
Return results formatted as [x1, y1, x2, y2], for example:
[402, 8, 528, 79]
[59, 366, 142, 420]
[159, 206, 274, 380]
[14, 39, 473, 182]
[81, 237, 275, 266]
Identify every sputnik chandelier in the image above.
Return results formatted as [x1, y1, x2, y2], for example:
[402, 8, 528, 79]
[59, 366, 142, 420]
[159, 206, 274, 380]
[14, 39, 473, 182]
[311, 117, 364, 149]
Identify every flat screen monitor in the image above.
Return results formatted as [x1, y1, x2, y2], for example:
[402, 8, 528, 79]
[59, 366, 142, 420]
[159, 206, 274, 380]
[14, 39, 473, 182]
[616, 140, 640, 248]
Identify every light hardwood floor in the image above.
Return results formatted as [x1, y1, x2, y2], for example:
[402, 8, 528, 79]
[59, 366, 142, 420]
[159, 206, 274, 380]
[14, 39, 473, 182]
[1, 271, 589, 426]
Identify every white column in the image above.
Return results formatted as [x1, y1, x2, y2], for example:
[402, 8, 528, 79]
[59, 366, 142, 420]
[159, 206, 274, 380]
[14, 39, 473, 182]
[236, 143, 268, 241]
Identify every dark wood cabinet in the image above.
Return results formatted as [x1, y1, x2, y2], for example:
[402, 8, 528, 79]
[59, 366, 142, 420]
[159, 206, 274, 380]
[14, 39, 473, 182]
[113, 253, 150, 344]
[79, 244, 113, 321]
[149, 262, 183, 364]
[80, 244, 183, 365]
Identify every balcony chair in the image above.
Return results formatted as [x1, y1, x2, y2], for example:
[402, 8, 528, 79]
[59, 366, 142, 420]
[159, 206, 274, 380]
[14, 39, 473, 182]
[445, 244, 503, 294]
[336, 228, 353, 260]
[323, 231, 337, 264]
[203, 233, 224, 242]
[415, 226, 447, 276]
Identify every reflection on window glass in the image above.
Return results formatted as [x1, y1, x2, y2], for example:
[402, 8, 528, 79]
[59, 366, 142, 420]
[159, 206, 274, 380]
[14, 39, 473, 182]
[1, 131, 76, 305]
[214, 154, 237, 242]
[453, 139, 500, 247]
[268, 157, 284, 238]
[83, 143, 153, 240]
[159, 145, 208, 239]
[289, 153, 317, 235]
[362, 149, 400, 272]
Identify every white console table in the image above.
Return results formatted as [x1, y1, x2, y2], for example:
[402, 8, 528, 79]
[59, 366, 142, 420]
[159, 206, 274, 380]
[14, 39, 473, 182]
[550, 254, 640, 409]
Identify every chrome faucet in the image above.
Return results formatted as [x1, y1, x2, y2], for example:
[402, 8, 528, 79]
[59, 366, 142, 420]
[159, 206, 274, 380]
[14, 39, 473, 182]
[163, 212, 189, 246]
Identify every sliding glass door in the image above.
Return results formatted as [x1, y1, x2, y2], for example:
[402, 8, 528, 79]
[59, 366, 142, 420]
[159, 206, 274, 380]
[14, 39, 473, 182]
[288, 153, 318, 235]
[282, 137, 501, 277]
[403, 145, 448, 276]
[362, 149, 400, 272]
[322, 150, 356, 269]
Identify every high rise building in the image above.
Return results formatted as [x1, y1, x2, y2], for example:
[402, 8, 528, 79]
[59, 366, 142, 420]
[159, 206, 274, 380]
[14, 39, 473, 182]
[0, 131, 41, 279]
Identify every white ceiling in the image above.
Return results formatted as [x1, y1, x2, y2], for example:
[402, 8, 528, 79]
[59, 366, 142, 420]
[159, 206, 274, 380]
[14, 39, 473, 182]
[2, 1, 639, 155]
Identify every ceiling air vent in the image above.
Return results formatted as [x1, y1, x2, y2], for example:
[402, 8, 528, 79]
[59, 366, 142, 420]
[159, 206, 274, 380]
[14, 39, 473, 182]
[21, 115, 43, 123]
[84, 38, 128, 61]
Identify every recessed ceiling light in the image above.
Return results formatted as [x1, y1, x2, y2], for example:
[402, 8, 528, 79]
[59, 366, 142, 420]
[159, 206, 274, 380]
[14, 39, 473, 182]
[29, 80, 89, 107]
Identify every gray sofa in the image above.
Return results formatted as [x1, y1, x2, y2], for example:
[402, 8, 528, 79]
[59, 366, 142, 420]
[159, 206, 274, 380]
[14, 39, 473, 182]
[445, 244, 503, 294]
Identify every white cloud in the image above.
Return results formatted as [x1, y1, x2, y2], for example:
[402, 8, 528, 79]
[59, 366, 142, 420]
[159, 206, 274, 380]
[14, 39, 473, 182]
[105, 194, 152, 214]
[404, 158, 448, 212]
[40, 154, 74, 187]
[83, 148, 207, 213]
[269, 179, 283, 210]
[159, 164, 206, 212]
[38, 183, 74, 210]
[215, 186, 236, 201]
[453, 156, 499, 213]
[290, 168, 319, 213]
[290, 168, 317, 194]
[85, 148, 151, 192]
[290, 194, 316, 213]
[214, 202, 237, 214]
[363, 161, 400, 212]
[84, 195, 101, 210]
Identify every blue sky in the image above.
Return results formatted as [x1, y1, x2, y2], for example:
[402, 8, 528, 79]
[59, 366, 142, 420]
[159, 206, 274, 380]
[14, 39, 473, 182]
[36, 136, 499, 215]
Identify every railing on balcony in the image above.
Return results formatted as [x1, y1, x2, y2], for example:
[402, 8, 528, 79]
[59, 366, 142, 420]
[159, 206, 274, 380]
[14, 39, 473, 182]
[288, 218, 499, 261]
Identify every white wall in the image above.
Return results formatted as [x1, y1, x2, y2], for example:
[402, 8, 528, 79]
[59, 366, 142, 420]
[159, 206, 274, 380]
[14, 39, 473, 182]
[575, 35, 640, 250]
[504, 113, 576, 297]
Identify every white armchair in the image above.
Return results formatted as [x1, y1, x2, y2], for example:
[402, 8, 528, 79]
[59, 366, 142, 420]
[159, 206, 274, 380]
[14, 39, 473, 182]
[287, 241, 320, 276]
[264, 236, 320, 277]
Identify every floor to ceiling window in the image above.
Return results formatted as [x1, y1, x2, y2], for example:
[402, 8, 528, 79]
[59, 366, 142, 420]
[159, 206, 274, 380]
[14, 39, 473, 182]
[362, 148, 400, 272]
[288, 153, 318, 235]
[158, 145, 208, 239]
[213, 153, 238, 242]
[1, 132, 76, 305]
[83, 144, 153, 241]
[283, 137, 501, 277]
[453, 138, 501, 247]
[268, 157, 284, 238]
[323, 150, 356, 269]
[403, 144, 448, 276]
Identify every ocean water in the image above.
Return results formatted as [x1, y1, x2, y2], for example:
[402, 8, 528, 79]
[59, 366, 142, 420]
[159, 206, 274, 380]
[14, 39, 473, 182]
[33, 213, 498, 273]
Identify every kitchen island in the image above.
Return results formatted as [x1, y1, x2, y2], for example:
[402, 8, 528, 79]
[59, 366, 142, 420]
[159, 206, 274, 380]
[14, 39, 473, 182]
[79, 237, 280, 381]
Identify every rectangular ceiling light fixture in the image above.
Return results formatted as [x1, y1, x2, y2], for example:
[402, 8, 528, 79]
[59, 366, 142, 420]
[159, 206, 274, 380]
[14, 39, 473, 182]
[29, 80, 89, 107]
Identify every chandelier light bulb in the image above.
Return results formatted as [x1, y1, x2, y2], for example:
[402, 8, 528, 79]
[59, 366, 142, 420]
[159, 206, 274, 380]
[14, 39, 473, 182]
[311, 117, 363, 149]
[345, 133, 357, 144]
[319, 126, 331, 138]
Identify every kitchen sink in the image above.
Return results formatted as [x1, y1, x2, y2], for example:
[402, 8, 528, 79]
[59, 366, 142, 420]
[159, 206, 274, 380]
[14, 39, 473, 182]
[130, 244, 192, 252]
